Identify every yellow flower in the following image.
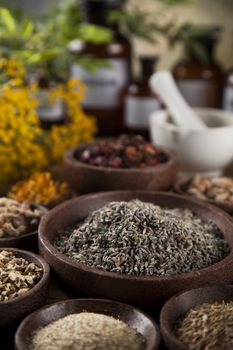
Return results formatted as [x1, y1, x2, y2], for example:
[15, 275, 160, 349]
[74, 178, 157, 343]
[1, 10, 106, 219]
[0, 56, 96, 187]
[9, 172, 68, 205]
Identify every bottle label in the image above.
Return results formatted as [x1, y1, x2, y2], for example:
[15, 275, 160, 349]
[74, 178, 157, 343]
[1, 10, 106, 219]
[125, 96, 160, 129]
[223, 86, 233, 112]
[71, 59, 128, 109]
[177, 79, 219, 107]
[37, 90, 64, 122]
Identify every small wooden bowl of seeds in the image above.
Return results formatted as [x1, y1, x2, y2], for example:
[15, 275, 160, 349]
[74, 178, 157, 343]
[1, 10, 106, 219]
[39, 191, 233, 309]
[174, 175, 233, 216]
[15, 298, 160, 350]
[0, 248, 50, 328]
[64, 135, 179, 194]
[160, 285, 233, 350]
[0, 198, 48, 251]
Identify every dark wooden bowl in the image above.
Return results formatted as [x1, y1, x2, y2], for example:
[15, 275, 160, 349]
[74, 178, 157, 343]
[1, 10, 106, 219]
[0, 248, 50, 328]
[160, 285, 233, 350]
[43, 192, 73, 209]
[39, 191, 233, 309]
[0, 204, 48, 252]
[63, 144, 179, 194]
[15, 298, 160, 350]
[174, 177, 233, 216]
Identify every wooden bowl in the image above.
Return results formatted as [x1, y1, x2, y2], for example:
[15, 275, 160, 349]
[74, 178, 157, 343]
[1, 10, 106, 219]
[0, 204, 48, 252]
[63, 144, 179, 194]
[160, 285, 233, 350]
[174, 177, 233, 216]
[43, 192, 73, 209]
[39, 191, 233, 309]
[15, 298, 160, 350]
[0, 248, 50, 328]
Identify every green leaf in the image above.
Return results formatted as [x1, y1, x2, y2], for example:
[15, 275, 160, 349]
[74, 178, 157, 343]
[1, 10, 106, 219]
[22, 21, 34, 38]
[77, 24, 113, 44]
[0, 8, 16, 32]
[109, 8, 169, 42]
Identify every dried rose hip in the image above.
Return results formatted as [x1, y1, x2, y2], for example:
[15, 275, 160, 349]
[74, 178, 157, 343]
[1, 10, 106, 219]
[75, 135, 168, 169]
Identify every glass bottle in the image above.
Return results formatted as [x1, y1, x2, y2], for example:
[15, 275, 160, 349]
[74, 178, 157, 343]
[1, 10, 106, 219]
[223, 68, 233, 112]
[124, 56, 162, 138]
[173, 28, 223, 108]
[28, 70, 67, 129]
[69, 0, 132, 136]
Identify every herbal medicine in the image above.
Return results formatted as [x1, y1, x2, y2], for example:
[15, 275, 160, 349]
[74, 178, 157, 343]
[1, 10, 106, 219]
[55, 200, 229, 277]
[31, 313, 144, 350]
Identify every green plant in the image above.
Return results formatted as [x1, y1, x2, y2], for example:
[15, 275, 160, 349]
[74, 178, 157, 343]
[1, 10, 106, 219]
[109, 0, 195, 43]
[167, 23, 221, 62]
[0, 1, 113, 82]
[0, 8, 35, 53]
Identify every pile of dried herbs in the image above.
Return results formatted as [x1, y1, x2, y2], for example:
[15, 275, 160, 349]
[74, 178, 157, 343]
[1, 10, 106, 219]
[175, 301, 233, 349]
[0, 250, 43, 301]
[75, 135, 168, 169]
[54, 199, 229, 276]
[0, 198, 45, 238]
[31, 312, 144, 350]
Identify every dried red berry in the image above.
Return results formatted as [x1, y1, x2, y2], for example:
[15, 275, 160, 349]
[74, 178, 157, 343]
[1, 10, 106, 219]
[76, 135, 168, 169]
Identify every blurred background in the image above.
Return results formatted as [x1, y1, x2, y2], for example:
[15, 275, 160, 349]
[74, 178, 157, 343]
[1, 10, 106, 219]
[3, 0, 233, 68]
[0, 0, 233, 191]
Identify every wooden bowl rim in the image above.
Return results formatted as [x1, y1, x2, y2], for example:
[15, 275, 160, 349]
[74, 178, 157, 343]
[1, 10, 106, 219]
[15, 298, 161, 350]
[39, 190, 233, 282]
[174, 176, 233, 214]
[0, 247, 50, 305]
[0, 203, 48, 243]
[160, 284, 233, 350]
[64, 144, 178, 174]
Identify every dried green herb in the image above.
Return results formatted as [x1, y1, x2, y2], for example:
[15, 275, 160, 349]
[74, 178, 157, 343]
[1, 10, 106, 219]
[55, 200, 229, 276]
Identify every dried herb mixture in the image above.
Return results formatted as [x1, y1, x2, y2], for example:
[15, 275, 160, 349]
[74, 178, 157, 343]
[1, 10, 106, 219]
[54, 200, 229, 276]
[75, 134, 168, 168]
[31, 312, 144, 350]
[0, 198, 44, 238]
[175, 301, 233, 350]
[8, 172, 69, 207]
[0, 250, 43, 301]
[177, 175, 233, 205]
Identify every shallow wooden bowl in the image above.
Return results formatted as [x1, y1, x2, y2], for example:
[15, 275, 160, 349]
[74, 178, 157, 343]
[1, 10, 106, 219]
[174, 177, 233, 216]
[0, 248, 50, 328]
[63, 143, 179, 194]
[160, 285, 233, 350]
[39, 191, 233, 309]
[15, 298, 160, 350]
[0, 204, 48, 252]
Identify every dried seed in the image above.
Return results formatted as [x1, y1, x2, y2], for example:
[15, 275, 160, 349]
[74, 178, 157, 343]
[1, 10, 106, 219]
[54, 200, 229, 277]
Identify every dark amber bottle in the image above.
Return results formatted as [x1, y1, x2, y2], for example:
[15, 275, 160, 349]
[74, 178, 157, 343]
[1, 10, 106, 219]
[124, 56, 161, 138]
[173, 29, 223, 108]
[69, 0, 132, 136]
[223, 68, 233, 112]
